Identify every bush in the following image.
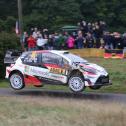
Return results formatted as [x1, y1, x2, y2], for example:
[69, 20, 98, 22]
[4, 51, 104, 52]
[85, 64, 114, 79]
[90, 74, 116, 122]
[0, 32, 20, 79]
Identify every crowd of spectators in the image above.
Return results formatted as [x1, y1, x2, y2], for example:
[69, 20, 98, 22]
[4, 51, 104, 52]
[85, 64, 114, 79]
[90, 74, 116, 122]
[22, 20, 126, 51]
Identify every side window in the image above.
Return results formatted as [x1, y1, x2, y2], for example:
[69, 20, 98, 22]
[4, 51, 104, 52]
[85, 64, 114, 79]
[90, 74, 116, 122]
[42, 53, 62, 65]
[62, 58, 69, 65]
[62, 58, 70, 68]
[23, 52, 41, 65]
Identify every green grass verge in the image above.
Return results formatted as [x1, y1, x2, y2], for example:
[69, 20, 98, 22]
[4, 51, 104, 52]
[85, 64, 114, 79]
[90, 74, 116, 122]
[0, 96, 126, 126]
[1, 58, 126, 93]
[0, 80, 9, 88]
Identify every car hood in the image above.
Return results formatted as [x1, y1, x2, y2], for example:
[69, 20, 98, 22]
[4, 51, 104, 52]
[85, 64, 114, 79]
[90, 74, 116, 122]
[79, 63, 108, 75]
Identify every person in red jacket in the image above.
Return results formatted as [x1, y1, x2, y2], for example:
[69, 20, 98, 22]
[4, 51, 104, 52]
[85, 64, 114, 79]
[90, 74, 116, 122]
[27, 35, 37, 51]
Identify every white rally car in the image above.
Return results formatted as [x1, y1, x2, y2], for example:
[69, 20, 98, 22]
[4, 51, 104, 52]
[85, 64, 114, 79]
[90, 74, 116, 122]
[5, 50, 111, 92]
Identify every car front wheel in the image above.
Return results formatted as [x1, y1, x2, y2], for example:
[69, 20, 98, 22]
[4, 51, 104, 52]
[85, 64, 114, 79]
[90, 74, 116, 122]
[10, 73, 25, 90]
[68, 75, 85, 93]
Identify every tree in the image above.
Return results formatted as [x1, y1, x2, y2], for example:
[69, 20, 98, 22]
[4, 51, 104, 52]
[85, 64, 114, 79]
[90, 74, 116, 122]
[23, 0, 82, 31]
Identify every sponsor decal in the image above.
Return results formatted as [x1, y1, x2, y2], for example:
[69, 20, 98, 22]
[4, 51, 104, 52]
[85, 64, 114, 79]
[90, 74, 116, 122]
[48, 67, 68, 75]
[30, 68, 49, 77]
[31, 52, 37, 59]
[24, 65, 49, 77]
[24, 66, 67, 83]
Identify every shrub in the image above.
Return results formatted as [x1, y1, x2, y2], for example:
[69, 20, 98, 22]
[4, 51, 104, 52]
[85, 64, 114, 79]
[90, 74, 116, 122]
[0, 32, 20, 79]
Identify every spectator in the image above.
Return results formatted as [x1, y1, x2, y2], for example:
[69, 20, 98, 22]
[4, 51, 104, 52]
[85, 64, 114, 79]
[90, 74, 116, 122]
[67, 34, 75, 49]
[37, 36, 47, 50]
[87, 23, 93, 33]
[93, 25, 102, 48]
[123, 34, 126, 48]
[99, 21, 107, 32]
[103, 32, 113, 49]
[29, 28, 34, 35]
[22, 32, 29, 51]
[32, 27, 38, 39]
[53, 32, 60, 49]
[36, 31, 42, 38]
[76, 31, 84, 49]
[22, 20, 126, 51]
[86, 32, 94, 48]
[27, 35, 36, 51]
[114, 33, 123, 49]
[48, 34, 54, 50]
[81, 21, 88, 37]
[63, 32, 69, 49]
[58, 34, 65, 50]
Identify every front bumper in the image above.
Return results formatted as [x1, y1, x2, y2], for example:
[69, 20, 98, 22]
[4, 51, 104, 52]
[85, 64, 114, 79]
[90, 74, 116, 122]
[85, 75, 112, 87]
[95, 75, 112, 86]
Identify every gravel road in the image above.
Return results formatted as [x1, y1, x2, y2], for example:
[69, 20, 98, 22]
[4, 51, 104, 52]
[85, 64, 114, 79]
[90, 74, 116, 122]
[0, 88, 126, 103]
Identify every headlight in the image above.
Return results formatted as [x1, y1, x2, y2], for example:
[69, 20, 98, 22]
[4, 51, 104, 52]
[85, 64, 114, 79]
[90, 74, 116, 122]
[81, 66, 98, 74]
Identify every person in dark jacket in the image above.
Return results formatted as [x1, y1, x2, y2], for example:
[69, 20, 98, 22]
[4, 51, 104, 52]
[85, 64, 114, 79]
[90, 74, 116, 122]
[113, 33, 123, 49]
[103, 32, 112, 49]
[93, 25, 103, 48]
[123, 35, 126, 48]
[76, 31, 85, 49]
[86, 32, 94, 48]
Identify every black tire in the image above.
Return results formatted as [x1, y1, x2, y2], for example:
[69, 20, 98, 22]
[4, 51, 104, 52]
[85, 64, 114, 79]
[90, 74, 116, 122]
[89, 85, 101, 90]
[68, 75, 85, 93]
[9, 73, 25, 90]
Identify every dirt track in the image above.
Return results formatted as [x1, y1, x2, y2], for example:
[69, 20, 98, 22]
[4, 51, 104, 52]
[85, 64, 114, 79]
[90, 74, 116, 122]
[0, 88, 126, 103]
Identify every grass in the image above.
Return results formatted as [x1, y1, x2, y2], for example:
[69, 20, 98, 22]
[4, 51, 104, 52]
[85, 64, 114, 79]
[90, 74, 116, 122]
[0, 58, 126, 126]
[0, 96, 126, 126]
[1, 58, 126, 93]
[0, 80, 9, 88]
[85, 58, 126, 93]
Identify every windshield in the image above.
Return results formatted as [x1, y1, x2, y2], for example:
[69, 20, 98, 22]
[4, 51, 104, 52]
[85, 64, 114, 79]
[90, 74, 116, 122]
[64, 53, 88, 63]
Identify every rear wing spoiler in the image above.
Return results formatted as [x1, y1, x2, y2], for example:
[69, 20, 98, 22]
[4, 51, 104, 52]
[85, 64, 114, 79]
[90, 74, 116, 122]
[4, 50, 22, 65]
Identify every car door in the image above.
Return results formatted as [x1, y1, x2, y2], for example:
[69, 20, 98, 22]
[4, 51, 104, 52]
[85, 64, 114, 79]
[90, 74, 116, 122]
[41, 52, 68, 84]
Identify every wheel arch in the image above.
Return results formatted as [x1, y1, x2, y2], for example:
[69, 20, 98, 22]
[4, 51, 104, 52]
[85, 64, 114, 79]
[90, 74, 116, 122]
[69, 70, 84, 80]
[9, 70, 24, 78]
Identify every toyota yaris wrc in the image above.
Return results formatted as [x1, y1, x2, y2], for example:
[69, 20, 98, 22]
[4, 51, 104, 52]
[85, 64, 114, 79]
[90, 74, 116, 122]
[5, 50, 111, 92]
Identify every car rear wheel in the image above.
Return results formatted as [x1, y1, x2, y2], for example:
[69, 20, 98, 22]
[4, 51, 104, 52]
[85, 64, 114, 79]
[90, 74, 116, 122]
[89, 85, 101, 90]
[68, 75, 85, 92]
[10, 73, 25, 90]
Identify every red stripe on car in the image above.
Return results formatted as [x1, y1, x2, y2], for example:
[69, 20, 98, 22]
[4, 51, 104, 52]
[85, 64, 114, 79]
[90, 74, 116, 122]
[44, 64, 61, 69]
[24, 75, 42, 86]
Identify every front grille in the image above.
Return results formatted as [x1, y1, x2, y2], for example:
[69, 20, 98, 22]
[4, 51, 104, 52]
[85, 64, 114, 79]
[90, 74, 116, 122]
[96, 75, 109, 84]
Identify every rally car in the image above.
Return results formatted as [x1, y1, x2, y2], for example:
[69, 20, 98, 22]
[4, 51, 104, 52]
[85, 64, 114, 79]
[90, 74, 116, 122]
[5, 50, 111, 92]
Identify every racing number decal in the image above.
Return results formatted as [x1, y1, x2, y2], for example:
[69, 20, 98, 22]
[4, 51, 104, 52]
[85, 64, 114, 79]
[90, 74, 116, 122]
[49, 67, 68, 75]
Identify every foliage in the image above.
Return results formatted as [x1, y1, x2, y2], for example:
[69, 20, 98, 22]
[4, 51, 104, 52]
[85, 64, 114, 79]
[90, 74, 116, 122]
[0, 32, 20, 79]
[0, 0, 126, 79]
[0, 0, 126, 32]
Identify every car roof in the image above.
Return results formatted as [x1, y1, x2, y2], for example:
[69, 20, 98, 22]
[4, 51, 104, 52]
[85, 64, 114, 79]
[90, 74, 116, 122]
[21, 50, 87, 64]
[32, 50, 69, 54]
